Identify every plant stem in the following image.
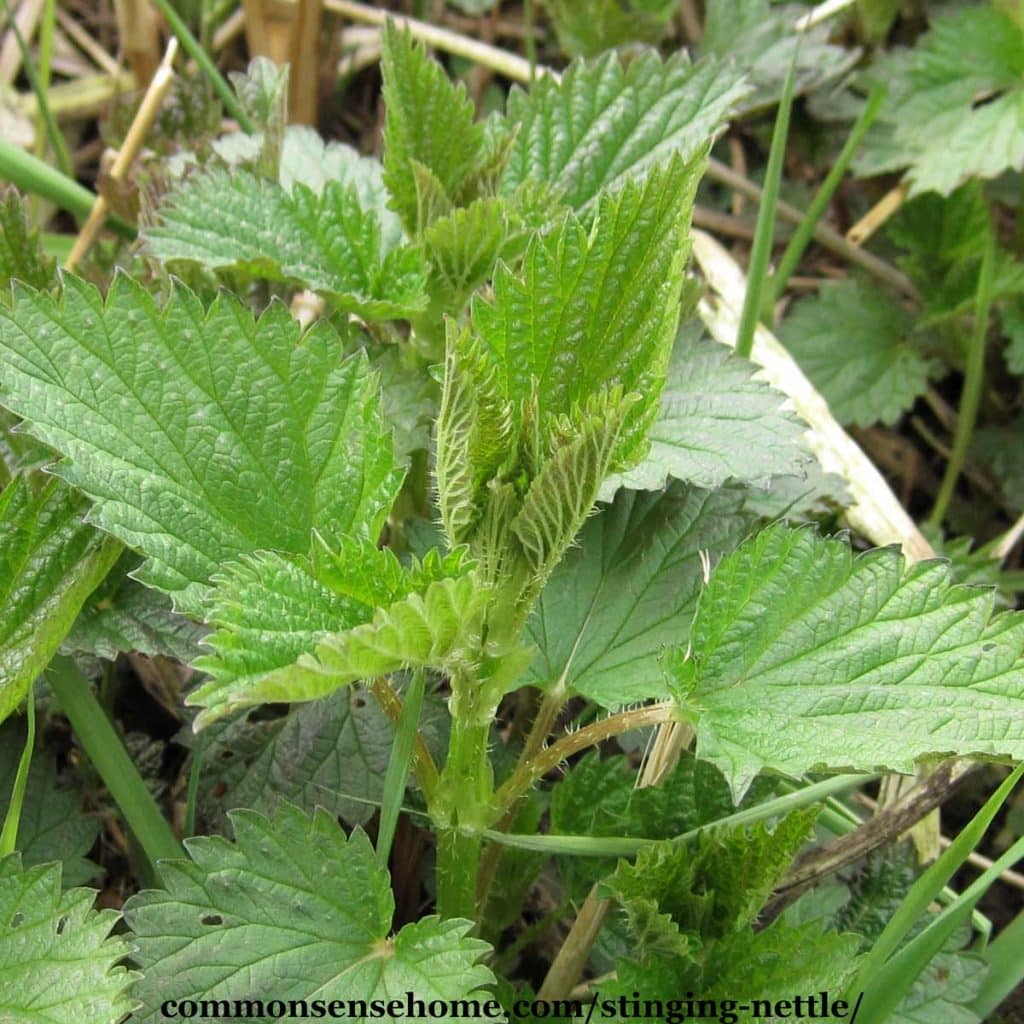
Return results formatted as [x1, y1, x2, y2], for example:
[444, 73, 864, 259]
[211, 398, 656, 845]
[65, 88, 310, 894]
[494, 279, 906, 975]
[0, 140, 135, 237]
[0, 683, 35, 857]
[928, 227, 997, 527]
[376, 669, 426, 868]
[494, 703, 678, 816]
[770, 85, 885, 304]
[48, 655, 182, 876]
[736, 48, 798, 354]
[433, 715, 493, 920]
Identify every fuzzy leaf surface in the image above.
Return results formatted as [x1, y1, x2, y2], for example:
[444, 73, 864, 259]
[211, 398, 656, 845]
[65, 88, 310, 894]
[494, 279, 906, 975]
[0, 278, 401, 613]
[502, 51, 747, 210]
[780, 279, 937, 428]
[380, 22, 492, 233]
[0, 478, 119, 724]
[525, 484, 751, 706]
[475, 156, 698, 463]
[0, 855, 136, 1024]
[124, 805, 494, 1020]
[602, 324, 814, 496]
[190, 568, 483, 727]
[668, 523, 1024, 798]
[147, 170, 426, 319]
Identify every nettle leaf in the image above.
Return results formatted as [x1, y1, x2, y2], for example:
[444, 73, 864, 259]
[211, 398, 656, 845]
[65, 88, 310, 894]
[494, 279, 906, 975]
[854, 6, 1024, 195]
[701, 0, 858, 108]
[0, 720, 100, 887]
[668, 523, 1024, 799]
[0, 855, 136, 1023]
[543, 0, 676, 57]
[124, 804, 494, 1019]
[380, 21, 495, 234]
[146, 170, 427, 320]
[194, 576, 486, 726]
[501, 50, 747, 210]
[551, 752, 778, 902]
[779, 278, 939, 428]
[0, 188, 56, 292]
[602, 323, 814, 497]
[66, 557, 207, 662]
[602, 808, 817, 961]
[421, 190, 558, 317]
[436, 158, 699, 598]
[0, 477, 120, 724]
[525, 483, 752, 707]
[476, 155, 698, 466]
[220, 684, 445, 828]
[0, 277, 402, 614]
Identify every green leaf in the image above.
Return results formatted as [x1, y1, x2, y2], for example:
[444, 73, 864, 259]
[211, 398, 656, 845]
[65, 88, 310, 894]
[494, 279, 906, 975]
[602, 808, 817, 965]
[65, 560, 207, 662]
[701, 918, 861, 1006]
[667, 523, 1024, 798]
[190, 573, 486, 727]
[123, 804, 494, 1019]
[501, 50, 747, 211]
[524, 483, 752, 706]
[602, 323, 815, 496]
[0, 188, 55, 293]
[0, 478, 120, 724]
[0, 278, 402, 613]
[891, 945, 988, 1024]
[221, 685, 444, 828]
[542, 0, 676, 57]
[436, 157, 700, 588]
[476, 156, 699, 466]
[508, 389, 634, 583]
[700, 0, 858, 108]
[380, 21, 493, 234]
[0, 855, 136, 1024]
[779, 278, 939, 427]
[421, 191, 557, 316]
[0, 719, 100, 887]
[854, 7, 1024, 196]
[371, 345, 436, 461]
[549, 752, 778, 900]
[146, 170, 427, 320]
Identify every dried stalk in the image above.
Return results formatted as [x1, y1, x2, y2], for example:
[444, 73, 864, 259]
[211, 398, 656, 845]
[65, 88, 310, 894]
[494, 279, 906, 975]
[64, 38, 176, 270]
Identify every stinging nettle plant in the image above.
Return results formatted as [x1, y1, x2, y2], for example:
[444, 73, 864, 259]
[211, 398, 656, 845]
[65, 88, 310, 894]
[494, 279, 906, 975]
[1, 20, 1024, 1021]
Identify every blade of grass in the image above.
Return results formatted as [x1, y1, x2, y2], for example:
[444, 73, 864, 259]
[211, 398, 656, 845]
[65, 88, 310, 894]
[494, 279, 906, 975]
[0, 0, 72, 177]
[770, 84, 885, 304]
[147, 0, 253, 131]
[47, 654, 182, 876]
[375, 669, 426, 867]
[845, 761, 1024, 1005]
[485, 772, 875, 856]
[735, 48, 799, 356]
[855, 829, 1024, 1024]
[0, 682, 35, 856]
[970, 908, 1024, 1018]
[0, 140, 134, 237]
[183, 731, 205, 838]
[928, 222, 997, 527]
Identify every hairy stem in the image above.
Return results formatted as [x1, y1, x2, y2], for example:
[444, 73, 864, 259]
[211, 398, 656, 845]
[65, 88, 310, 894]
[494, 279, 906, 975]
[494, 703, 678, 816]
[929, 227, 997, 527]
